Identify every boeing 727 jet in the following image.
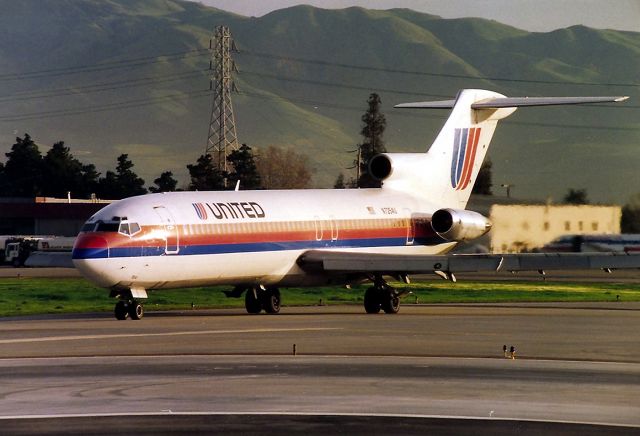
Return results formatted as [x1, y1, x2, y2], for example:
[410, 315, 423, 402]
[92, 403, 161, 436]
[72, 89, 637, 320]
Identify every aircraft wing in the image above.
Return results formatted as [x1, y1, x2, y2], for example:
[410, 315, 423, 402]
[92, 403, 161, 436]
[297, 250, 640, 277]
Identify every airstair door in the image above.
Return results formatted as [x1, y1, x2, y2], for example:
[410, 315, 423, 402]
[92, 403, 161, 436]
[153, 206, 179, 254]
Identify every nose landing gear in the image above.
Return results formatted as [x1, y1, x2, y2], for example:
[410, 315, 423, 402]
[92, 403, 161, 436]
[114, 299, 144, 320]
[112, 287, 147, 320]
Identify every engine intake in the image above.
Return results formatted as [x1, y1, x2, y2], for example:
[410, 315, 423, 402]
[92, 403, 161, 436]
[368, 154, 393, 181]
[431, 208, 492, 242]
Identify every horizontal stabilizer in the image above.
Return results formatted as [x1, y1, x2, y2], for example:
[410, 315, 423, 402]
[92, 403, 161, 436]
[394, 100, 456, 109]
[472, 96, 629, 109]
[395, 95, 628, 110]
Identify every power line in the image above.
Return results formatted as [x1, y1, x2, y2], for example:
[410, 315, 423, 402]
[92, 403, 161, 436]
[0, 71, 204, 103]
[239, 50, 640, 88]
[0, 49, 208, 82]
[0, 89, 210, 122]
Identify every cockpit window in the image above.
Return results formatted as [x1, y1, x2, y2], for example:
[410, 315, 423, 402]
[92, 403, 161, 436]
[81, 222, 96, 232]
[96, 221, 120, 232]
[118, 222, 141, 236]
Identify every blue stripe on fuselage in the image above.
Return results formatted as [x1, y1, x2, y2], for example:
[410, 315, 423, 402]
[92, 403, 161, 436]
[72, 236, 445, 259]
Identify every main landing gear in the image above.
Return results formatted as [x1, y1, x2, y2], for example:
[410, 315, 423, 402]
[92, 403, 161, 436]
[114, 299, 144, 320]
[364, 275, 400, 314]
[244, 286, 281, 315]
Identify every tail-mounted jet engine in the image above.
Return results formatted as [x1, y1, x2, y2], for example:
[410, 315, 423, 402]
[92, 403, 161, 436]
[431, 208, 492, 242]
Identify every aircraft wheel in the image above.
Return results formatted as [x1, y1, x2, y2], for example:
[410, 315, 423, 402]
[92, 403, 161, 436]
[381, 293, 400, 314]
[128, 300, 144, 320]
[115, 301, 128, 320]
[261, 287, 281, 314]
[364, 287, 381, 314]
[245, 288, 262, 314]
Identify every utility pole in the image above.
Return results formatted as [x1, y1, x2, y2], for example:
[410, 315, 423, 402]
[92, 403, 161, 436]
[206, 26, 239, 176]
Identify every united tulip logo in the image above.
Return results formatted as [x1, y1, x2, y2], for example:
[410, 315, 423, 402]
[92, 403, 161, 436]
[192, 203, 208, 220]
[450, 127, 481, 190]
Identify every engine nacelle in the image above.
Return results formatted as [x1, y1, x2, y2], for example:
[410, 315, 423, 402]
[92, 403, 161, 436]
[431, 208, 492, 242]
[368, 153, 426, 182]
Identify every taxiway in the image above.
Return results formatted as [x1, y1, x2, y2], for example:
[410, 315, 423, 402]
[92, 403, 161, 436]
[1, 304, 640, 434]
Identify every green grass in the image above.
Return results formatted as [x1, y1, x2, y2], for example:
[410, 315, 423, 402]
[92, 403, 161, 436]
[1, 277, 640, 317]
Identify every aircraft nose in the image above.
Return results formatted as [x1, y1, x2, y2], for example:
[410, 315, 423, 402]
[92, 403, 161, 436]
[72, 234, 120, 287]
[72, 233, 109, 260]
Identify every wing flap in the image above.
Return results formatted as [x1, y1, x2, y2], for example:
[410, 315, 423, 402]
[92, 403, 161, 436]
[298, 250, 640, 274]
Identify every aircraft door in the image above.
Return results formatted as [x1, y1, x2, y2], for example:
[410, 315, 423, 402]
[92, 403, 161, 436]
[153, 206, 179, 254]
[330, 216, 339, 242]
[314, 216, 323, 242]
[404, 208, 415, 245]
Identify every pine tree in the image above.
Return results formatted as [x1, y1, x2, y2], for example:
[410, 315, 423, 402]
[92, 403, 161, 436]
[3, 133, 43, 197]
[149, 171, 178, 193]
[187, 154, 226, 191]
[227, 144, 261, 189]
[357, 93, 387, 188]
[472, 159, 493, 195]
[42, 141, 98, 198]
[563, 188, 589, 204]
[97, 154, 146, 199]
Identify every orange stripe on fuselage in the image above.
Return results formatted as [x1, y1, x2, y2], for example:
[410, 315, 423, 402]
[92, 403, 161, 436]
[76, 217, 436, 251]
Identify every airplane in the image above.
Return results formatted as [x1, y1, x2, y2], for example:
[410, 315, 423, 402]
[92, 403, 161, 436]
[540, 234, 640, 253]
[72, 89, 638, 320]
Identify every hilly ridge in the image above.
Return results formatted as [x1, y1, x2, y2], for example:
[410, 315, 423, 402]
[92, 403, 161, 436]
[0, 0, 638, 203]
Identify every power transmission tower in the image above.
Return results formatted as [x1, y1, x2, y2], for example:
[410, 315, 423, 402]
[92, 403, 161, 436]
[206, 26, 239, 175]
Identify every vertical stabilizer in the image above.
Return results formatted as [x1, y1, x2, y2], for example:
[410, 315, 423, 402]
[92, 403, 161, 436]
[380, 89, 516, 209]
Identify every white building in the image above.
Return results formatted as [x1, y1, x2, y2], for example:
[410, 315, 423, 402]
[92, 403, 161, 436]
[489, 204, 621, 253]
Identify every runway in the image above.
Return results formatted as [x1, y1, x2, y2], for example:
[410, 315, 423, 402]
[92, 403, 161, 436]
[1, 305, 640, 434]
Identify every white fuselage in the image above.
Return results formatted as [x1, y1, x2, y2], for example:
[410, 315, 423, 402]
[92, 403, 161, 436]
[72, 188, 454, 291]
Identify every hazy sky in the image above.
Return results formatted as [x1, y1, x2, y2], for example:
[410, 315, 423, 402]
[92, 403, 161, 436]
[193, 0, 639, 32]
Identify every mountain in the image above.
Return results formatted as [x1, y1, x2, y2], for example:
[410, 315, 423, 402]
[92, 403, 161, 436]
[0, 0, 638, 203]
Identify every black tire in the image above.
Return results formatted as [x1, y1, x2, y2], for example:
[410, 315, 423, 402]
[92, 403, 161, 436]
[261, 287, 281, 314]
[128, 301, 144, 320]
[245, 288, 262, 314]
[115, 301, 128, 320]
[364, 287, 381, 314]
[381, 293, 400, 314]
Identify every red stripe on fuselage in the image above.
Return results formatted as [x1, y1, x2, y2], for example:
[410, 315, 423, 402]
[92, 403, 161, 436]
[73, 218, 438, 252]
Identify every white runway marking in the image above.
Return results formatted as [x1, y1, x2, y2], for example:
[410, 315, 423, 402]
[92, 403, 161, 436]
[0, 411, 638, 428]
[0, 327, 342, 345]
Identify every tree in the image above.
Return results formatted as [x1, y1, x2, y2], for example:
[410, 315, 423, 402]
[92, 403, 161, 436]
[3, 133, 43, 197]
[42, 141, 98, 198]
[472, 159, 493, 195]
[334, 173, 346, 189]
[187, 154, 226, 191]
[256, 145, 312, 189]
[357, 93, 387, 188]
[97, 154, 146, 199]
[621, 193, 640, 233]
[149, 171, 178, 193]
[563, 188, 589, 205]
[227, 144, 261, 190]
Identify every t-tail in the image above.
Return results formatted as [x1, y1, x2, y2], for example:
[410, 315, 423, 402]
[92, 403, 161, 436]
[368, 89, 628, 209]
